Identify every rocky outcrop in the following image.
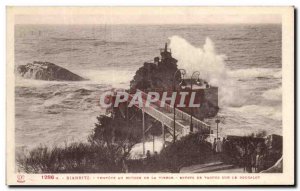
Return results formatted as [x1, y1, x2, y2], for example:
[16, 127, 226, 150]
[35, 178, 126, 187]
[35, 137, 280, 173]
[129, 43, 218, 118]
[130, 44, 180, 91]
[17, 61, 86, 81]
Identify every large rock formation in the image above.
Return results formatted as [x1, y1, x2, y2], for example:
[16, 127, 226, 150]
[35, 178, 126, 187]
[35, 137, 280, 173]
[130, 43, 180, 91]
[130, 43, 218, 119]
[17, 61, 86, 81]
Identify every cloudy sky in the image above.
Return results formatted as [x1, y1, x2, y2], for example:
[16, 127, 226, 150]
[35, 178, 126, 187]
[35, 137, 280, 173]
[12, 7, 283, 25]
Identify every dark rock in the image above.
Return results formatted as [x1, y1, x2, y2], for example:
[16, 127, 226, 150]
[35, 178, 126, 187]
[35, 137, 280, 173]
[75, 88, 93, 95]
[17, 61, 86, 81]
[130, 44, 180, 91]
[129, 43, 218, 118]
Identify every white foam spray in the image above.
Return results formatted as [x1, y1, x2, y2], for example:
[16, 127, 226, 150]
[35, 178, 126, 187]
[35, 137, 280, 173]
[169, 36, 228, 86]
[169, 36, 244, 106]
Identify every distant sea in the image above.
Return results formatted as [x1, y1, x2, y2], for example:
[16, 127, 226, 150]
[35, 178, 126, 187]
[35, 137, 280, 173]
[15, 24, 282, 151]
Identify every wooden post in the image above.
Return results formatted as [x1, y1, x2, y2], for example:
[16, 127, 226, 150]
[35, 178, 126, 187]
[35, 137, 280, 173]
[173, 104, 176, 143]
[142, 109, 145, 155]
[217, 122, 219, 139]
[162, 122, 165, 149]
[153, 134, 155, 153]
[126, 101, 129, 128]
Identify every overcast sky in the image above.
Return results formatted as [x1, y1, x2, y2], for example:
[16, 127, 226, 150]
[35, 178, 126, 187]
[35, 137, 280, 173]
[12, 7, 282, 25]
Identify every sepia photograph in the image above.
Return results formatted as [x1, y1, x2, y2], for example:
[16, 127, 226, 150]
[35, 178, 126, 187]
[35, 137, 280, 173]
[6, 6, 294, 185]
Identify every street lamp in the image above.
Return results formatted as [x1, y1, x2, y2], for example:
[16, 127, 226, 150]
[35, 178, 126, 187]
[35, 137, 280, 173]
[190, 71, 200, 133]
[215, 116, 224, 139]
[173, 69, 186, 143]
[215, 118, 220, 139]
[179, 79, 187, 89]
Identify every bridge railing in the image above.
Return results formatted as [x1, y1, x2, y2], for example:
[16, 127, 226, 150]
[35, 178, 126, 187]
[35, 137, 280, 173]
[128, 92, 183, 133]
[136, 89, 210, 133]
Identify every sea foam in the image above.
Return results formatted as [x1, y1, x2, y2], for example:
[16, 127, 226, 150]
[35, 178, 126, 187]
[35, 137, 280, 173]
[169, 36, 243, 107]
[262, 87, 282, 101]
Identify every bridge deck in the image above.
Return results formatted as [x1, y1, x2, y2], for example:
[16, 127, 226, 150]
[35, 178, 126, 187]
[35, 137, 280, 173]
[128, 89, 210, 139]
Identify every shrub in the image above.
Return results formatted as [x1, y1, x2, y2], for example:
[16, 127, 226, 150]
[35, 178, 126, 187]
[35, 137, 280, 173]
[17, 114, 140, 173]
[17, 142, 125, 173]
[158, 133, 213, 172]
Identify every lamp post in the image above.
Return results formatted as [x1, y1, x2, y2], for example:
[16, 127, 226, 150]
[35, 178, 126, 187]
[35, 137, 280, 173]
[215, 116, 224, 139]
[173, 69, 186, 143]
[215, 118, 220, 139]
[189, 71, 201, 133]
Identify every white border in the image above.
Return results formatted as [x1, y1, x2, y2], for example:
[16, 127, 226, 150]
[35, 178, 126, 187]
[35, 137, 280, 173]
[1, 1, 298, 190]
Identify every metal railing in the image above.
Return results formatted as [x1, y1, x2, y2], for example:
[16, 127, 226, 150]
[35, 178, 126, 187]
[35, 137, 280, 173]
[135, 89, 210, 133]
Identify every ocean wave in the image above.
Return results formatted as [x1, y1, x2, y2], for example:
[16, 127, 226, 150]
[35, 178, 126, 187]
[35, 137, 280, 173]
[51, 37, 131, 46]
[93, 40, 130, 47]
[16, 81, 108, 117]
[222, 37, 252, 41]
[228, 68, 281, 79]
[51, 37, 100, 41]
[262, 87, 282, 101]
[228, 105, 282, 121]
[44, 48, 82, 55]
[15, 75, 66, 87]
[43, 96, 66, 108]
[74, 69, 135, 88]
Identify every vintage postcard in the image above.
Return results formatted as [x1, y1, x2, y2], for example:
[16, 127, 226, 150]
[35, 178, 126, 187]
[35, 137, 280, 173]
[6, 7, 294, 185]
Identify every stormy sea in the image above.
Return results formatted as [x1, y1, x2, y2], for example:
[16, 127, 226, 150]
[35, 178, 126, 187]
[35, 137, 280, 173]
[15, 24, 282, 153]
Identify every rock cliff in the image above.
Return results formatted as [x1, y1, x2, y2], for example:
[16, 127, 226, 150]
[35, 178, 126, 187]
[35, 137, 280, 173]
[129, 43, 218, 118]
[17, 61, 86, 81]
[130, 44, 180, 91]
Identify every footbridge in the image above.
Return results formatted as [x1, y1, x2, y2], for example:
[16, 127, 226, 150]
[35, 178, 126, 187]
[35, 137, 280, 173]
[123, 89, 211, 154]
